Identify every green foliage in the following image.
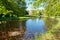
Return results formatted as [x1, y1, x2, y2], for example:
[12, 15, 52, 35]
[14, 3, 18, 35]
[28, 0, 60, 17]
[28, 0, 48, 8]
[0, 0, 27, 20]
[0, 0, 13, 19]
[2, 0, 26, 16]
[30, 0, 60, 39]
[32, 0, 48, 8]
[45, 0, 60, 16]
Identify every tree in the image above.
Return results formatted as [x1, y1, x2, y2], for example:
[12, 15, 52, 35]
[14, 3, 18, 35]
[0, 0, 27, 20]
[45, 0, 60, 16]
[28, 0, 60, 17]
[0, 0, 27, 39]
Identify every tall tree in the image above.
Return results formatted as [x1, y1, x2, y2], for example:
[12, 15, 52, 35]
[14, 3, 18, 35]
[45, 0, 60, 16]
[0, 0, 27, 20]
[28, 0, 60, 17]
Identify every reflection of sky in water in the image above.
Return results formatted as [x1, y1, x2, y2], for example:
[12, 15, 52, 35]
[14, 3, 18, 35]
[25, 18, 46, 39]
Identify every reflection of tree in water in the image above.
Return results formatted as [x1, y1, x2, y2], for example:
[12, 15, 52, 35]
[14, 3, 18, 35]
[0, 20, 26, 40]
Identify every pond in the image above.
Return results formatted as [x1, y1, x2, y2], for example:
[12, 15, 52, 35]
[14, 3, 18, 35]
[0, 17, 59, 40]
[24, 18, 46, 40]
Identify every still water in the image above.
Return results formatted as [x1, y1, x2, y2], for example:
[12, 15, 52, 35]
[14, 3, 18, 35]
[25, 18, 46, 40]
[0, 18, 58, 40]
[0, 18, 46, 40]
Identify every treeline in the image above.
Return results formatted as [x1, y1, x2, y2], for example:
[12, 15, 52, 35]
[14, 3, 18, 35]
[0, 0, 27, 20]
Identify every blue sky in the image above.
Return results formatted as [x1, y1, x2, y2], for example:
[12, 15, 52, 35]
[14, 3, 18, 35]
[25, 0, 33, 10]
[25, 0, 45, 11]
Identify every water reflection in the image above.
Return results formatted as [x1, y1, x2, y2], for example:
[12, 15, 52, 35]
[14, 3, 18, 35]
[25, 18, 46, 40]
[0, 20, 26, 40]
[0, 18, 46, 40]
